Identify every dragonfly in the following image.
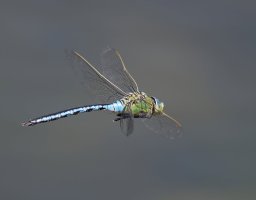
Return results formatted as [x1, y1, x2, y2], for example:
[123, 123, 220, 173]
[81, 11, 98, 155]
[22, 48, 182, 139]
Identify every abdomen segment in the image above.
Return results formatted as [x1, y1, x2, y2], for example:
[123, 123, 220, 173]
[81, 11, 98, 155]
[22, 104, 107, 126]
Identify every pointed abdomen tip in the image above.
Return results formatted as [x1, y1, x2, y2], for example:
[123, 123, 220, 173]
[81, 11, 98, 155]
[21, 121, 33, 126]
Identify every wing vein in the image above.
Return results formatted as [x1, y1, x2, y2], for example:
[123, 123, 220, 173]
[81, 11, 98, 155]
[73, 51, 128, 97]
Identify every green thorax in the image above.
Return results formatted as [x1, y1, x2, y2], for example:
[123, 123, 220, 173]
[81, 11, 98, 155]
[121, 92, 154, 117]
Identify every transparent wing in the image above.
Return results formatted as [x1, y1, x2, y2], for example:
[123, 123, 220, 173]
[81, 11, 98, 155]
[100, 48, 139, 93]
[66, 51, 127, 103]
[120, 117, 134, 136]
[119, 104, 134, 136]
[142, 112, 183, 140]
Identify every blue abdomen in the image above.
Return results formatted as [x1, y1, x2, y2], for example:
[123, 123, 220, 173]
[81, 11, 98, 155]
[104, 100, 124, 113]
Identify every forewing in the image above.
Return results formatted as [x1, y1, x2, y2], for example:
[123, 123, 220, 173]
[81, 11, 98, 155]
[66, 51, 127, 103]
[142, 113, 182, 139]
[100, 48, 139, 93]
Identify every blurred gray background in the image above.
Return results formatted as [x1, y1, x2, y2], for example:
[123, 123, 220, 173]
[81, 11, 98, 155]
[1, 1, 255, 199]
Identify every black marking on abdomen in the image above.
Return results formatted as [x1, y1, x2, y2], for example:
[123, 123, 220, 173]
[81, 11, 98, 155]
[22, 103, 109, 127]
[86, 108, 93, 112]
[73, 111, 80, 115]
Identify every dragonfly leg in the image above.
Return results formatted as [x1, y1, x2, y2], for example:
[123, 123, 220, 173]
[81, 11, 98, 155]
[113, 113, 131, 122]
[113, 117, 121, 122]
[114, 112, 151, 121]
[134, 112, 152, 119]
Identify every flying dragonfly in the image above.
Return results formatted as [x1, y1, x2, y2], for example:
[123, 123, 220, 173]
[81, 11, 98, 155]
[22, 48, 182, 139]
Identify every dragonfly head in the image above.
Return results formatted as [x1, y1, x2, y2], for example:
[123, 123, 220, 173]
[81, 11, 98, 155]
[151, 97, 164, 113]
